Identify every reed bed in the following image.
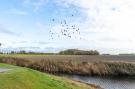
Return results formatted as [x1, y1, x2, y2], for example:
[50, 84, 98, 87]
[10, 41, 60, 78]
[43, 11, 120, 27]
[0, 55, 135, 76]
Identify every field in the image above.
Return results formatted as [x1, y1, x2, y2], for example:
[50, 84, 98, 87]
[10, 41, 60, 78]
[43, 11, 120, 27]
[0, 63, 100, 89]
[0, 54, 135, 76]
[1, 54, 135, 62]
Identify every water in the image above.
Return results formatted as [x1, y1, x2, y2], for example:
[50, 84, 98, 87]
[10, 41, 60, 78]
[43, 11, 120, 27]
[62, 75, 135, 89]
[0, 68, 11, 73]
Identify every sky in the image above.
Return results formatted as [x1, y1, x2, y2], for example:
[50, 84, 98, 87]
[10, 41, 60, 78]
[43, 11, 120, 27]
[0, 0, 135, 54]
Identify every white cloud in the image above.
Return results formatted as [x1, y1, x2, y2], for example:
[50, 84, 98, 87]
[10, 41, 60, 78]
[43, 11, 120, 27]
[36, 22, 46, 30]
[0, 24, 20, 36]
[23, 0, 31, 4]
[8, 8, 28, 15]
[53, 0, 135, 53]
[23, 0, 48, 12]
[33, 0, 48, 12]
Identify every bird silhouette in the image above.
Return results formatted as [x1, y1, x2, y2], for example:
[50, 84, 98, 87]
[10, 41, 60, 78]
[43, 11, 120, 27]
[64, 20, 66, 24]
[52, 19, 55, 22]
[50, 13, 82, 40]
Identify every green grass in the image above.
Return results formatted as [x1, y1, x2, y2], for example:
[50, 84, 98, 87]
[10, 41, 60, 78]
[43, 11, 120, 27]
[0, 63, 99, 89]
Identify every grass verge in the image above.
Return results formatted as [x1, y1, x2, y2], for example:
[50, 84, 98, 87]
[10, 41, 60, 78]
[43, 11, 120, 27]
[0, 63, 101, 89]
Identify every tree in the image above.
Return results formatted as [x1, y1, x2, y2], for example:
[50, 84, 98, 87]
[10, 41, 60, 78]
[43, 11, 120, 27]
[59, 49, 100, 55]
[18, 50, 26, 54]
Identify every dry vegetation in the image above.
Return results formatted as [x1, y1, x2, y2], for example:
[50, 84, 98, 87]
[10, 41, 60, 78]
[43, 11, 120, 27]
[0, 55, 135, 76]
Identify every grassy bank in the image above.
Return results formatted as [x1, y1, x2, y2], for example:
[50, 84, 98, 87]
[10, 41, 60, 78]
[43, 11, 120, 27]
[0, 55, 135, 76]
[0, 63, 100, 89]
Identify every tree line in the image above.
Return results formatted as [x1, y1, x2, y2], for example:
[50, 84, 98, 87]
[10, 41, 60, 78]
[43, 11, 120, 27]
[0, 42, 100, 55]
[59, 49, 99, 55]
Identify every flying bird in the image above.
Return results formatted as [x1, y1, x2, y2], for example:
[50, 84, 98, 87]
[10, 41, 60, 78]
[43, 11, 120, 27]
[64, 20, 66, 24]
[50, 13, 81, 40]
[52, 19, 55, 21]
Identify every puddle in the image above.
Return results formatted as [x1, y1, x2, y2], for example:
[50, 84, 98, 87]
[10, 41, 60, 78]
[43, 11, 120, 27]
[0, 68, 11, 73]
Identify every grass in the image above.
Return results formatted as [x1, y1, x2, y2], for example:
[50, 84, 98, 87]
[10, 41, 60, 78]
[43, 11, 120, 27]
[0, 63, 100, 89]
[0, 54, 135, 76]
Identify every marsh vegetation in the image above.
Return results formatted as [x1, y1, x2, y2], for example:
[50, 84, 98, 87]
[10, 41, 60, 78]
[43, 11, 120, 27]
[0, 55, 135, 77]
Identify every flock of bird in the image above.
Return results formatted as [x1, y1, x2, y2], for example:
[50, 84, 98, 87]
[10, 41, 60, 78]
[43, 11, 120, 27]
[49, 14, 82, 40]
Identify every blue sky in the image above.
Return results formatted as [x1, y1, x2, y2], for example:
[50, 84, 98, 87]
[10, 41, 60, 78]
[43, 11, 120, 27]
[0, 0, 135, 54]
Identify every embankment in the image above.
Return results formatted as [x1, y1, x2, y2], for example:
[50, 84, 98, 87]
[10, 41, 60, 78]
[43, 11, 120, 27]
[0, 63, 101, 89]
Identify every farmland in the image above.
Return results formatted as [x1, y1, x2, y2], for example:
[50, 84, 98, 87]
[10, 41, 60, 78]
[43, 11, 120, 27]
[1, 54, 135, 62]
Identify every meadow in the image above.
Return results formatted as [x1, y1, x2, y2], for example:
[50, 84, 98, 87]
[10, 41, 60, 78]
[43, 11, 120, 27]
[0, 54, 135, 76]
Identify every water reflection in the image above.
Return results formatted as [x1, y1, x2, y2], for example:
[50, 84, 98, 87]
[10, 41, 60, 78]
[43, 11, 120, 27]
[62, 75, 135, 89]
